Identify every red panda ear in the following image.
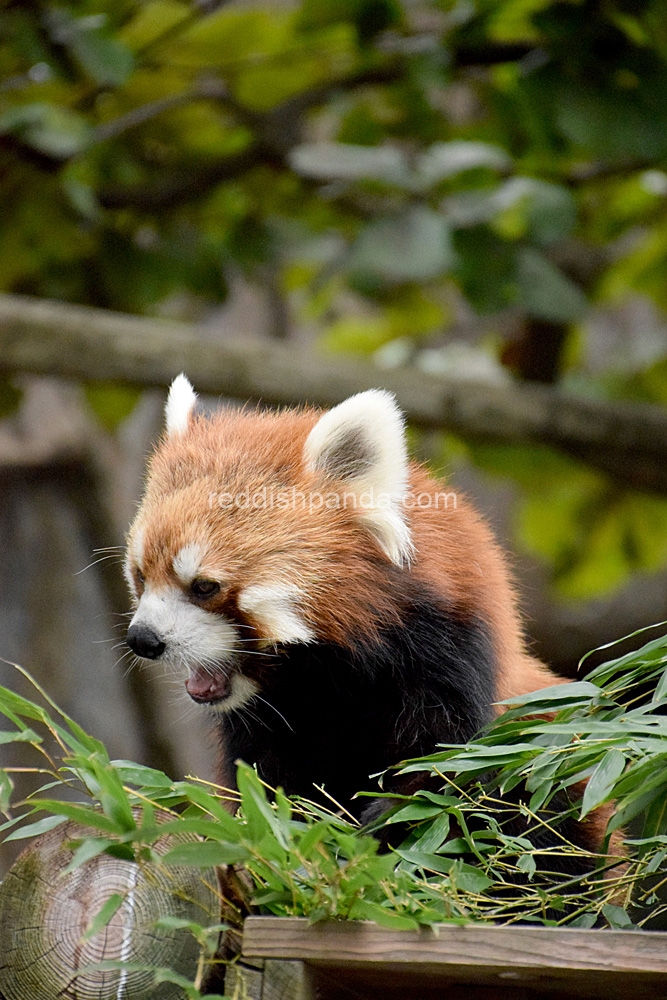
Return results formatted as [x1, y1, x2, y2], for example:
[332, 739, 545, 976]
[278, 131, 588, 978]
[304, 390, 414, 567]
[165, 374, 197, 437]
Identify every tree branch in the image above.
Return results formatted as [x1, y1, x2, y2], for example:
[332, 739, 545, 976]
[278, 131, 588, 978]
[92, 79, 240, 143]
[96, 67, 403, 208]
[1, 293, 666, 494]
[98, 145, 270, 210]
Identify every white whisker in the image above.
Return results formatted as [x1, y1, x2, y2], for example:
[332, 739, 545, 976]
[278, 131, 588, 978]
[74, 554, 122, 575]
[254, 695, 294, 733]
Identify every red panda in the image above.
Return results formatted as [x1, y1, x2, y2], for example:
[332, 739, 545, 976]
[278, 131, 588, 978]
[124, 375, 565, 818]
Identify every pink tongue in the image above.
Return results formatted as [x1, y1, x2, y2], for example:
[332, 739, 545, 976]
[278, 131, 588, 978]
[185, 667, 231, 703]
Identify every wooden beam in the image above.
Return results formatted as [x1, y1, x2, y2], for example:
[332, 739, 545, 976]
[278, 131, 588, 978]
[242, 917, 667, 1000]
[2, 294, 667, 493]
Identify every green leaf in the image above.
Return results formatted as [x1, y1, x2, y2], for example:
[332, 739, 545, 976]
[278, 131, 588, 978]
[237, 763, 290, 849]
[112, 761, 173, 789]
[517, 853, 537, 880]
[417, 141, 511, 186]
[170, 782, 242, 839]
[385, 802, 445, 824]
[347, 899, 418, 929]
[0, 670, 107, 758]
[84, 384, 142, 432]
[497, 179, 577, 245]
[645, 847, 667, 873]
[0, 770, 13, 814]
[446, 177, 575, 244]
[601, 903, 635, 930]
[0, 683, 52, 723]
[11, 801, 123, 836]
[500, 682, 602, 708]
[408, 811, 451, 854]
[652, 665, 667, 706]
[581, 748, 627, 818]
[556, 83, 667, 160]
[150, 818, 237, 842]
[350, 206, 455, 283]
[4, 814, 67, 841]
[163, 840, 249, 866]
[0, 104, 92, 158]
[570, 912, 597, 928]
[394, 848, 455, 874]
[297, 820, 331, 857]
[320, 314, 397, 355]
[81, 893, 125, 942]
[120, 1, 191, 49]
[153, 916, 226, 953]
[516, 248, 587, 323]
[453, 227, 518, 313]
[0, 727, 41, 744]
[487, 0, 549, 42]
[65, 838, 117, 872]
[290, 142, 409, 185]
[452, 862, 494, 894]
[71, 30, 134, 87]
[290, 140, 510, 191]
[0, 377, 22, 419]
[80, 758, 136, 832]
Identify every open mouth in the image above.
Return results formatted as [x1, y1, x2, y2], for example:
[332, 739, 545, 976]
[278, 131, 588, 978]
[185, 664, 233, 705]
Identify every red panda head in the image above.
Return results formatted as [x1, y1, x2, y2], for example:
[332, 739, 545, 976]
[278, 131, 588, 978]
[125, 375, 414, 713]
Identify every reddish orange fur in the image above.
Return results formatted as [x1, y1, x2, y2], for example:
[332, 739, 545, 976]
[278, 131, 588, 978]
[127, 396, 625, 861]
[130, 403, 558, 704]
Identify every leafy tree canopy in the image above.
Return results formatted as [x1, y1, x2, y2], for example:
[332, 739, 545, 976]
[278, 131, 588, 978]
[2, 0, 667, 599]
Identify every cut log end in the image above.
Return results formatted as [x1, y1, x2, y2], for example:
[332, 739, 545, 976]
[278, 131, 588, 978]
[0, 817, 220, 1000]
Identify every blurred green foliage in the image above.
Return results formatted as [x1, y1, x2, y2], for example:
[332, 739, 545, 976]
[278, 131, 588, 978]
[2, 0, 667, 599]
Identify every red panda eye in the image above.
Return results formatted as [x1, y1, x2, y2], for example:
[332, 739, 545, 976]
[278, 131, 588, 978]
[190, 578, 220, 600]
[135, 568, 145, 585]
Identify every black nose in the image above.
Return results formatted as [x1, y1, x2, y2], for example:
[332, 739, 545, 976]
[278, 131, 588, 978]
[127, 624, 166, 660]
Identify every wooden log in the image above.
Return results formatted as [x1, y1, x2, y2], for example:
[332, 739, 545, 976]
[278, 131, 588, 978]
[1, 293, 667, 493]
[0, 818, 220, 1000]
[242, 916, 667, 1000]
[225, 958, 314, 1000]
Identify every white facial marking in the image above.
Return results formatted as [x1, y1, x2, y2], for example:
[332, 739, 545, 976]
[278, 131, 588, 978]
[173, 543, 204, 585]
[210, 674, 260, 715]
[132, 526, 145, 567]
[124, 525, 145, 595]
[304, 389, 414, 567]
[129, 585, 237, 672]
[165, 373, 197, 437]
[238, 583, 315, 644]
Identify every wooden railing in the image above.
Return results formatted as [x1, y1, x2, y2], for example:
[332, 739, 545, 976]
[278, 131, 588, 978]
[231, 916, 667, 999]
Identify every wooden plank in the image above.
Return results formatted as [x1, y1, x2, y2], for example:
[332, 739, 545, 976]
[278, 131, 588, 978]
[225, 957, 315, 999]
[224, 959, 265, 1000]
[242, 917, 667, 999]
[243, 917, 667, 974]
[262, 960, 314, 1000]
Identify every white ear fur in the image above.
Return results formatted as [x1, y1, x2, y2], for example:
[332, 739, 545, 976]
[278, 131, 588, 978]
[165, 374, 197, 437]
[304, 390, 413, 567]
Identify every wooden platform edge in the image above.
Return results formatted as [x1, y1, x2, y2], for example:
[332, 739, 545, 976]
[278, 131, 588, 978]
[242, 916, 667, 977]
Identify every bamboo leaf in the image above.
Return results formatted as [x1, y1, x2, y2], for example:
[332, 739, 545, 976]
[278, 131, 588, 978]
[581, 749, 626, 818]
[81, 893, 125, 942]
[163, 840, 249, 866]
[4, 814, 67, 841]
